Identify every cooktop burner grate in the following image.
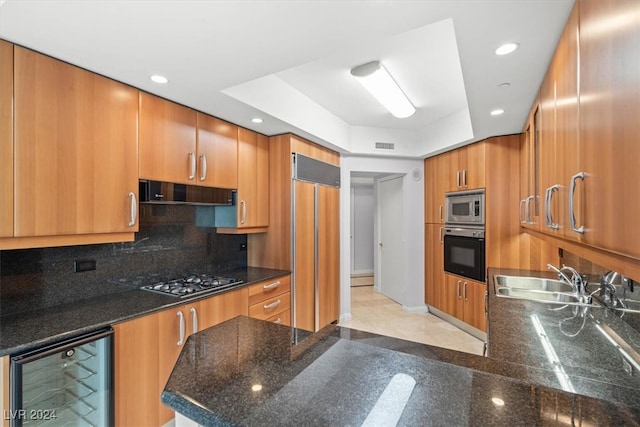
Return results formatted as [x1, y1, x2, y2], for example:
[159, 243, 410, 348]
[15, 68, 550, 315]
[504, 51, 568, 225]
[141, 274, 243, 298]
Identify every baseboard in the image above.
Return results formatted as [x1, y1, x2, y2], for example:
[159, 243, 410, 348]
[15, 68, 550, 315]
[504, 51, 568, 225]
[351, 271, 374, 277]
[401, 304, 429, 314]
[427, 306, 487, 342]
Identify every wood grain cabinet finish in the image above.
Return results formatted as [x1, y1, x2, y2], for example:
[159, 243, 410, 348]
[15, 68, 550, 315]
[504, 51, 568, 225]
[0, 40, 13, 239]
[248, 275, 291, 325]
[196, 113, 238, 189]
[13, 46, 139, 238]
[424, 154, 449, 223]
[237, 128, 269, 229]
[444, 274, 487, 332]
[424, 224, 445, 310]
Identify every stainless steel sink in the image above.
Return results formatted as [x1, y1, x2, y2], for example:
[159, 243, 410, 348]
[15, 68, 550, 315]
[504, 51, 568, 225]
[494, 275, 574, 293]
[494, 275, 599, 306]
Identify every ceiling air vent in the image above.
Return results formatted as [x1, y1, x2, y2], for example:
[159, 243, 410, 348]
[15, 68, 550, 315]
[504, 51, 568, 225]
[375, 142, 395, 150]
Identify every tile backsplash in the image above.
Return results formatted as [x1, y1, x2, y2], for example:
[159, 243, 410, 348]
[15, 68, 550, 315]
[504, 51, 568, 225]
[0, 205, 247, 316]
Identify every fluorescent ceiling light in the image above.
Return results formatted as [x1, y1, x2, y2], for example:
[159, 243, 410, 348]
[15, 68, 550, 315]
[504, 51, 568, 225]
[150, 74, 169, 84]
[495, 43, 519, 56]
[351, 61, 415, 119]
[490, 109, 504, 116]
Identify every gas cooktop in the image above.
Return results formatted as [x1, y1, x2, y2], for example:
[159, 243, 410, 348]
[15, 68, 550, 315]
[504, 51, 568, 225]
[141, 274, 243, 298]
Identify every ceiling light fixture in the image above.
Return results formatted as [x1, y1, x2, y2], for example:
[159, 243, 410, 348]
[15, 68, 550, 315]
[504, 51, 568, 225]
[495, 43, 519, 56]
[150, 74, 169, 84]
[490, 109, 505, 116]
[350, 61, 415, 119]
[251, 117, 263, 124]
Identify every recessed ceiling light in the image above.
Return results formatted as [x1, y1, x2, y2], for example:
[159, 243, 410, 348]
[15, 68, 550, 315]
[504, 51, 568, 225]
[251, 117, 263, 124]
[495, 43, 519, 56]
[491, 109, 505, 116]
[150, 74, 169, 84]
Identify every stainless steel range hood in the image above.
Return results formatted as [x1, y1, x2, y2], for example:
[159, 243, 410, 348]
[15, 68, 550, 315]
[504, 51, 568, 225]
[139, 180, 234, 205]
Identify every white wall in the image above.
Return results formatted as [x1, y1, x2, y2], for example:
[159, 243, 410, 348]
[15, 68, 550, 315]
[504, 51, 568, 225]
[340, 156, 425, 322]
[351, 185, 374, 275]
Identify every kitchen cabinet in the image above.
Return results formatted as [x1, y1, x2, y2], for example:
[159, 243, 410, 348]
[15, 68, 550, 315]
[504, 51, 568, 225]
[247, 134, 340, 332]
[115, 287, 248, 426]
[248, 275, 291, 325]
[139, 92, 197, 185]
[10, 46, 138, 242]
[424, 153, 449, 223]
[0, 40, 12, 239]
[196, 113, 238, 189]
[538, 69, 560, 235]
[425, 224, 445, 310]
[519, 114, 538, 228]
[237, 128, 269, 228]
[450, 142, 486, 191]
[444, 274, 487, 332]
[578, 0, 640, 259]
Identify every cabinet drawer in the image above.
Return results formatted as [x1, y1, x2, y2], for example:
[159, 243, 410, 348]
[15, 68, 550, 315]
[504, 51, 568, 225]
[248, 275, 290, 306]
[266, 310, 291, 327]
[249, 292, 291, 320]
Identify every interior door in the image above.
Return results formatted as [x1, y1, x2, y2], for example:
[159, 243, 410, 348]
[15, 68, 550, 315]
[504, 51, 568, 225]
[378, 176, 404, 304]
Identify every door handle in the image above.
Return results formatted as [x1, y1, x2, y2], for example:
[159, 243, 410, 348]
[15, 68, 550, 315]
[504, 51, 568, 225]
[519, 199, 526, 224]
[439, 227, 444, 244]
[264, 299, 282, 310]
[263, 280, 281, 290]
[439, 205, 444, 222]
[456, 170, 461, 188]
[547, 185, 560, 230]
[379, 242, 384, 248]
[463, 282, 468, 301]
[240, 200, 247, 224]
[462, 169, 467, 187]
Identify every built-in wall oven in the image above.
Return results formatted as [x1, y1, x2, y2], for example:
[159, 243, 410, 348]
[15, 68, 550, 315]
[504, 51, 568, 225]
[444, 189, 486, 282]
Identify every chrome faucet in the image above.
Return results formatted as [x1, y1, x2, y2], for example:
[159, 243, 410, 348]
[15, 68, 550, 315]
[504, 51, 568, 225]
[547, 263, 588, 301]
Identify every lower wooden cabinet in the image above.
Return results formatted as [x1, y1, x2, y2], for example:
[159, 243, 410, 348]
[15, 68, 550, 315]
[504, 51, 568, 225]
[114, 287, 248, 426]
[443, 274, 487, 332]
[248, 275, 291, 325]
[425, 224, 445, 310]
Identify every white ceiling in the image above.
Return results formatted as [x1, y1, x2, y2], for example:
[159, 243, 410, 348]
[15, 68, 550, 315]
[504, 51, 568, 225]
[0, 0, 574, 158]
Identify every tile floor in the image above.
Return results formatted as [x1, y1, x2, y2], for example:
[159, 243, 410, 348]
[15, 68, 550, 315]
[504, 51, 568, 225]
[339, 285, 484, 355]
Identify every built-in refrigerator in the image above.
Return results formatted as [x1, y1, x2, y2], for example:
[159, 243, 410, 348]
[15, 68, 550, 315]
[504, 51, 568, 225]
[10, 328, 113, 426]
[292, 153, 340, 332]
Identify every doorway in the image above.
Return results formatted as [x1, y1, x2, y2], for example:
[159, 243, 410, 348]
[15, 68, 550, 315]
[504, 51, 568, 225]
[350, 176, 374, 287]
[377, 174, 405, 304]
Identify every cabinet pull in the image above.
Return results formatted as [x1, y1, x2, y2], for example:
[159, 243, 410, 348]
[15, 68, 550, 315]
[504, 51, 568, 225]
[190, 307, 198, 334]
[456, 280, 462, 299]
[569, 172, 585, 234]
[263, 280, 281, 290]
[544, 187, 551, 227]
[177, 311, 185, 346]
[456, 170, 461, 188]
[240, 200, 247, 224]
[264, 299, 281, 310]
[547, 185, 560, 230]
[439, 226, 444, 244]
[188, 152, 196, 180]
[439, 205, 444, 222]
[484, 291, 488, 318]
[128, 192, 137, 227]
[463, 282, 468, 301]
[519, 199, 526, 224]
[525, 195, 534, 224]
[463, 169, 467, 187]
[199, 154, 207, 181]
[273, 318, 282, 324]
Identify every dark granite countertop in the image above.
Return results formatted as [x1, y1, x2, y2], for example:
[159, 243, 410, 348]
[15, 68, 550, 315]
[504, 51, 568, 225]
[162, 316, 640, 426]
[0, 267, 289, 357]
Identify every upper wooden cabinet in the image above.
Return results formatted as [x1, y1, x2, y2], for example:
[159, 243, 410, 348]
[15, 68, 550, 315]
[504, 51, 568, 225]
[196, 113, 238, 189]
[425, 154, 449, 223]
[12, 46, 139, 238]
[450, 142, 486, 191]
[236, 128, 269, 228]
[139, 92, 197, 184]
[0, 40, 13, 238]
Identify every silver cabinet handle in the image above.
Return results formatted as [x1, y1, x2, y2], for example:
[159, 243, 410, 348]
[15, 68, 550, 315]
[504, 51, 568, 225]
[264, 299, 281, 310]
[439, 205, 443, 222]
[263, 280, 281, 290]
[188, 152, 196, 180]
[439, 226, 444, 244]
[525, 195, 534, 224]
[547, 185, 560, 230]
[569, 172, 585, 234]
[456, 280, 462, 299]
[463, 169, 468, 187]
[240, 200, 247, 224]
[519, 199, 526, 224]
[199, 153, 207, 181]
[456, 170, 461, 188]
[544, 187, 551, 227]
[190, 307, 198, 334]
[484, 291, 488, 318]
[128, 192, 137, 227]
[273, 317, 282, 324]
[463, 282, 468, 301]
[177, 311, 185, 346]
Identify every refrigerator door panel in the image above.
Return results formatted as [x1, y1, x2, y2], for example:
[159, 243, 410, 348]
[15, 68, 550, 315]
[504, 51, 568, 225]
[293, 180, 316, 332]
[318, 185, 340, 328]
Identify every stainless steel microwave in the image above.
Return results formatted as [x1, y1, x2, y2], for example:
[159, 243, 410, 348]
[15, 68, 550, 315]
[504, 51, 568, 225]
[445, 189, 485, 225]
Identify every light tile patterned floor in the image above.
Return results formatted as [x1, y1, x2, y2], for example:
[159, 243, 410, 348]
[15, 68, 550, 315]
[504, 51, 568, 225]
[339, 286, 484, 355]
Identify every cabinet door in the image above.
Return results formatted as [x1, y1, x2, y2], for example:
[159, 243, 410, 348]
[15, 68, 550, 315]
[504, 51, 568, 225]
[139, 92, 196, 184]
[425, 224, 445, 309]
[318, 185, 340, 328]
[294, 180, 316, 332]
[579, 0, 640, 259]
[199, 287, 249, 330]
[14, 47, 139, 237]
[196, 113, 238, 189]
[0, 40, 12, 238]
[538, 71, 558, 234]
[114, 313, 160, 427]
[237, 128, 269, 228]
[459, 142, 486, 190]
[443, 274, 464, 320]
[425, 155, 448, 223]
[462, 280, 487, 332]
